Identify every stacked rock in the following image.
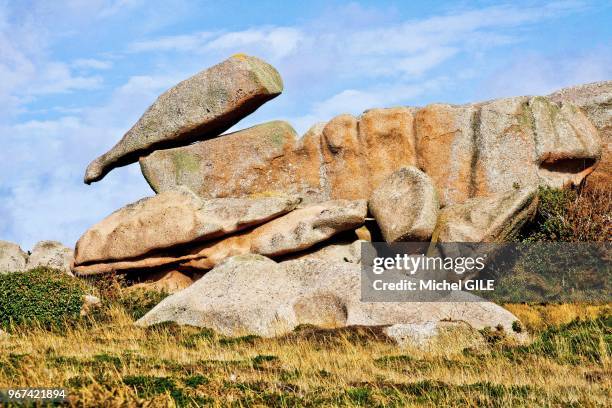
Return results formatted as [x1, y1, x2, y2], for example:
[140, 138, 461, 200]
[75, 54, 606, 281]
[70, 55, 608, 340]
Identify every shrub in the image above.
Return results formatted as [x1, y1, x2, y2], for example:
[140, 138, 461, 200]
[117, 288, 169, 320]
[0, 267, 86, 329]
[83, 272, 169, 321]
[520, 186, 611, 242]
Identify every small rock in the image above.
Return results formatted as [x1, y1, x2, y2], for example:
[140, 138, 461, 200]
[128, 270, 194, 294]
[80, 295, 101, 316]
[369, 166, 439, 242]
[383, 321, 488, 351]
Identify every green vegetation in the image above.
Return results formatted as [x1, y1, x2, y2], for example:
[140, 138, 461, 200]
[0, 267, 85, 329]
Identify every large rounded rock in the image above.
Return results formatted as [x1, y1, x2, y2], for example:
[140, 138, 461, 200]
[136, 255, 523, 340]
[27, 240, 74, 276]
[84, 54, 283, 184]
[0, 240, 28, 273]
[369, 166, 439, 242]
[73, 188, 298, 266]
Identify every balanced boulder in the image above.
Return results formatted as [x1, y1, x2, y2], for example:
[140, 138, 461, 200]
[136, 255, 524, 339]
[369, 166, 439, 242]
[73, 188, 298, 266]
[84, 54, 283, 184]
[27, 240, 74, 275]
[0, 240, 28, 273]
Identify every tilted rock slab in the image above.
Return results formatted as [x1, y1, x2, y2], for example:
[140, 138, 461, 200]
[178, 199, 368, 270]
[72, 199, 367, 275]
[84, 54, 283, 184]
[73, 188, 298, 267]
[136, 255, 524, 340]
[140, 94, 599, 206]
[369, 166, 439, 242]
[27, 240, 74, 276]
[0, 240, 28, 273]
[431, 186, 539, 243]
[548, 81, 611, 190]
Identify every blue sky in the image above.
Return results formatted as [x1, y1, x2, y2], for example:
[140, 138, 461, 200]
[1, 0, 611, 250]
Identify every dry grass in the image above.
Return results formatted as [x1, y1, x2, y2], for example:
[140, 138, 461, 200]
[505, 303, 611, 333]
[0, 303, 610, 407]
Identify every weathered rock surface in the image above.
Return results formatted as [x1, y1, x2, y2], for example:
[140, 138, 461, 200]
[140, 121, 324, 201]
[549, 81, 611, 190]
[369, 166, 439, 242]
[432, 186, 538, 243]
[129, 270, 194, 294]
[416, 97, 600, 206]
[415, 103, 477, 206]
[73, 188, 298, 266]
[0, 240, 28, 273]
[359, 107, 418, 192]
[27, 240, 74, 276]
[84, 54, 283, 184]
[140, 107, 421, 203]
[181, 199, 367, 269]
[72, 199, 366, 275]
[136, 255, 523, 339]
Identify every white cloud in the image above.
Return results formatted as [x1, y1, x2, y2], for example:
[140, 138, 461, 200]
[129, 31, 215, 52]
[206, 27, 303, 59]
[72, 58, 113, 70]
[129, 26, 304, 60]
[483, 48, 612, 98]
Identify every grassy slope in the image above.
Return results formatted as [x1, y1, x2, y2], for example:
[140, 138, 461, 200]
[0, 304, 610, 407]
